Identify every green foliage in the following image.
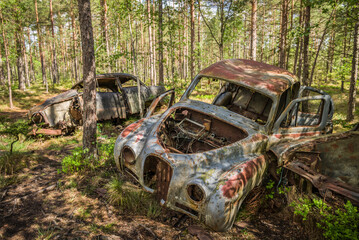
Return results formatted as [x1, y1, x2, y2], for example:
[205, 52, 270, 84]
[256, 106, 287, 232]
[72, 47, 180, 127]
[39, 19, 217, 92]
[318, 201, 359, 240]
[291, 198, 314, 221]
[60, 136, 116, 174]
[60, 147, 91, 174]
[265, 179, 275, 199]
[291, 198, 359, 239]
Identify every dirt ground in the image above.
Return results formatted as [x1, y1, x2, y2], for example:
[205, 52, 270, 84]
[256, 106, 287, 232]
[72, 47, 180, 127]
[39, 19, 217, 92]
[0, 131, 309, 240]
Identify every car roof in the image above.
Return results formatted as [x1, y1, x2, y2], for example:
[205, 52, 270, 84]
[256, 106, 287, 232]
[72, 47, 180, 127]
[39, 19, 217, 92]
[71, 73, 138, 90]
[198, 59, 298, 97]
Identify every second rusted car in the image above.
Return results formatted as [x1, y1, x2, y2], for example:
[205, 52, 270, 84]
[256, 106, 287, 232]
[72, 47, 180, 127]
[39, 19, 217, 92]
[28, 73, 165, 135]
[114, 59, 337, 231]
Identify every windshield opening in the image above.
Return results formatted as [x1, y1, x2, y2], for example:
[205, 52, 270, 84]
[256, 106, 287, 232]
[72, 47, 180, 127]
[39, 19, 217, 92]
[188, 77, 273, 125]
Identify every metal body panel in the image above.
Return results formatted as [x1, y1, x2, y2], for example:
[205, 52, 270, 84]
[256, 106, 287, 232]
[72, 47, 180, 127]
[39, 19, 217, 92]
[96, 93, 127, 120]
[43, 100, 73, 127]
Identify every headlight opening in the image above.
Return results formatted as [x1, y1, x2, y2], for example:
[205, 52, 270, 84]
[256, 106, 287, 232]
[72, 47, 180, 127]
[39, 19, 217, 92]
[187, 184, 205, 202]
[122, 147, 136, 165]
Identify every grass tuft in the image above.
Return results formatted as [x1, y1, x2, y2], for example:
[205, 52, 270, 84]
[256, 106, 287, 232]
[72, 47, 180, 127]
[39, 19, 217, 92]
[106, 176, 161, 218]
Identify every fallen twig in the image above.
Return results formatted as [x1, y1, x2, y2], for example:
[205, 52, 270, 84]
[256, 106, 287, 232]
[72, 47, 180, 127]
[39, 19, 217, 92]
[0, 189, 8, 201]
[138, 224, 159, 239]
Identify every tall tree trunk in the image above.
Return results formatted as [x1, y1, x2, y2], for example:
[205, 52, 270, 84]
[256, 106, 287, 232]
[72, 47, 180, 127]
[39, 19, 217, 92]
[23, 35, 30, 87]
[286, 0, 294, 69]
[0, 7, 13, 108]
[152, 1, 157, 84]
[0, 37, 4, 85]
[271, 8, 276, 64]
[190, 0, 195, 80]
[296, 1, 304, 79]
[77, 0, 97, 157]
[70, 3, 79, 83]
[326, 27, 336, 82]
[16, 39, 25, 91]
[16, 24, 26, 91]
[147, 0, 154, 85]
[341, 15, 348, 92]
[49, 0, 59, 84]
[279, 0, 288, 68]
[158, 0, 164, 84]
[260, 4, 265, 62]
[27, 28, 36, 83]
[243, 13, 247, 59]
[301, 4, 310, 86]
[101, 0, 110, 72]
[347, 22, 359, 121]
[35, 0, 48, 92]
[197, 0, 201, 72]
[219, 0, 224, 60]
[250, 0, 257, 60]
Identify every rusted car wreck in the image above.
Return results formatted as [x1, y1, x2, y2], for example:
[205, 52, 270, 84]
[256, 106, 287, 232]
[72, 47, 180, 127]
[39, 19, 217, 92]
[28, 73, 165, 135]
[114, 59, 357, 231]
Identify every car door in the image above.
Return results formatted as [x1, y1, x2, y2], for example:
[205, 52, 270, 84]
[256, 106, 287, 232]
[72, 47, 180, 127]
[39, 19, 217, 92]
[272, 94, 332, 139]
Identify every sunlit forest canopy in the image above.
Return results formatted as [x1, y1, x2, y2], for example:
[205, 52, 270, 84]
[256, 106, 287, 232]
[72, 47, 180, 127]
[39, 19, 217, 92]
[0, 0, 358, 124]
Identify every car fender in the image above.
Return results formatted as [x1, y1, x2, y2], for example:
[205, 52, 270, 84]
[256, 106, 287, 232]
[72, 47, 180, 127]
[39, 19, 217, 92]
[114, 115, 162, 170]
[205, 154, 268, 231]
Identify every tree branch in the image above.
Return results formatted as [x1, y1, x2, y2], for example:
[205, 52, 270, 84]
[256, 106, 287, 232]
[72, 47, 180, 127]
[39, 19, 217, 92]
[198, 3, 221, 47]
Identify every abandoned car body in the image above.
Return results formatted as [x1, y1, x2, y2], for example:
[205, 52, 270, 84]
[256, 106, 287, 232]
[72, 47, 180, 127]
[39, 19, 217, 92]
[28, 73, 165, 135]
[114, 59, 337, 231]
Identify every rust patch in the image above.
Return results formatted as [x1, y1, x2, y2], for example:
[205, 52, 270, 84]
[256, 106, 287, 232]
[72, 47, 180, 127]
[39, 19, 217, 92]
[120, 119, 145, 138]
[221, 156, 266, 199]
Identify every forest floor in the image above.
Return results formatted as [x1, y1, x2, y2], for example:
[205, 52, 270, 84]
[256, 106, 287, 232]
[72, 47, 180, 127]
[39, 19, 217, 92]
[0, 83, 358, 240]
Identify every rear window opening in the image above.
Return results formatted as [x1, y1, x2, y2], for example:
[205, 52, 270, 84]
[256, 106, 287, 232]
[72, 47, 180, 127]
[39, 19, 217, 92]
[188, 77, 273, 125]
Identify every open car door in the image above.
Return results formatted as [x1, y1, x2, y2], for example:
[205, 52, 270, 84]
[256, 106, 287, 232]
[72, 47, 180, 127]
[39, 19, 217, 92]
[273, 93, 332, 139]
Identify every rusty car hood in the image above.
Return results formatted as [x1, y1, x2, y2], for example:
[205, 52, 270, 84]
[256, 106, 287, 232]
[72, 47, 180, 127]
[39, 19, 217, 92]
[28, 89, 79, 117]
[199, 59, 297, 98]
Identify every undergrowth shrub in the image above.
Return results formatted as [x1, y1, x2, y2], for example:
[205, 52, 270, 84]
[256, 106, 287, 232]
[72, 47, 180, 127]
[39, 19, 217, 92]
[60, 137, 116, 174]
[291, 198, 359, 240]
